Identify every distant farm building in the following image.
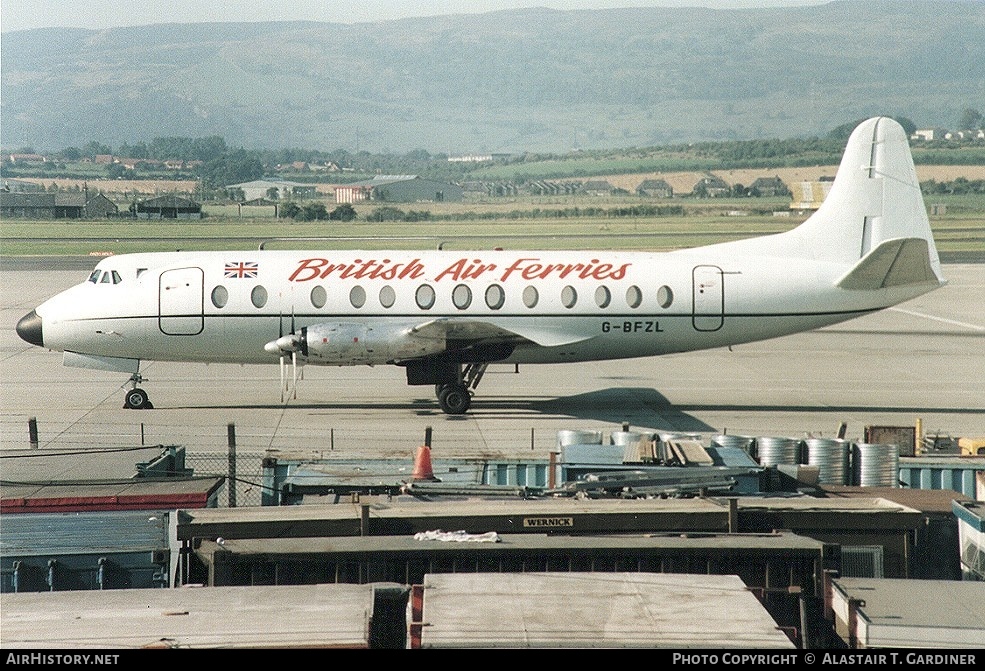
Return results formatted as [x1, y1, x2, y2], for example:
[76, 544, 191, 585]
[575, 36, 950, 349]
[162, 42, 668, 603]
[335, 175, 463, 204]
[134, 195, 202, 220]
[692, 174, 730, 197]
[581, 180, 615, 197]
[461, 181, 520, 197]
[0, 191, 118, 219]
[749, 176, 790, 197]
[527, 181, 580, 196]
[447, 153, 512, 162]
[636, 179, 674, 198]
[911, 129, 946, 141]
[226, 179, 318, 201]
[6, 153, 48, 165]
[83, 193, 120, 218]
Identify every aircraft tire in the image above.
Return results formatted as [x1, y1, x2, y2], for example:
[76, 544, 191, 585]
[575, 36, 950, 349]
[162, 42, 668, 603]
[124, 388, 150, 410]
[438, 384, 471, 415]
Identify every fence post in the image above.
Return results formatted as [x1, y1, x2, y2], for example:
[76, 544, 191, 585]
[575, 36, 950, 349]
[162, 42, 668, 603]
[227, 423, 237, 508]
[28, 417, 38, 449]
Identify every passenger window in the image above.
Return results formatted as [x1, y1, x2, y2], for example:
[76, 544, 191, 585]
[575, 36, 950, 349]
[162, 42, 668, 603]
[251, 285, 268, 308]
[657, 285, 674, 308]
[485, 284, 505, 310]
[522, 285, 539, 308]
[561, 285, 577, 308]
[595, 286, 611, 308]
[626, 285, 643, 308]
[350, 286, 366, 308]
[310, 285, 327, 309]
[452, 284, 472, 310]
[379, 285, 396, 308]
[416, 284, 435, 310]
[211, 285, 228, 308]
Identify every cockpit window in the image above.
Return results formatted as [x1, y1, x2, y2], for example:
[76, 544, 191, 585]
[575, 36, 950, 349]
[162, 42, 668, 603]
[90, 269, 124, 284]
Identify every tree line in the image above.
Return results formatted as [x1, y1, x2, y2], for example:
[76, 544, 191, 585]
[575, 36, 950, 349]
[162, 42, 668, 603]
[4, 110, 984, 189]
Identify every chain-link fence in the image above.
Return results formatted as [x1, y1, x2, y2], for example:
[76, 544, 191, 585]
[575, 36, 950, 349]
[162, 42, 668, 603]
[183, 450, 266, 508]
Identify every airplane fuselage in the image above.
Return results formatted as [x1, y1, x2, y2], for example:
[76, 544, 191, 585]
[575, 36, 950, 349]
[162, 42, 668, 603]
[33, 247, 928, 367]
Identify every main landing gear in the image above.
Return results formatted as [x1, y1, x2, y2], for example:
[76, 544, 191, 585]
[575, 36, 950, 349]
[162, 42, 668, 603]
[434, 362, 488, 415]
[123, 373, 153, 409]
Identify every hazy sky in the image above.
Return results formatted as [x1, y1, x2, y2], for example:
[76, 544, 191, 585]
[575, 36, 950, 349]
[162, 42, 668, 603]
[0, 0, 826, 32]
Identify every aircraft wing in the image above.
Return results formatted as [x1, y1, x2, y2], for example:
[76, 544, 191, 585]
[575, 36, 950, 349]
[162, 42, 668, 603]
[409, 317, 593, 347]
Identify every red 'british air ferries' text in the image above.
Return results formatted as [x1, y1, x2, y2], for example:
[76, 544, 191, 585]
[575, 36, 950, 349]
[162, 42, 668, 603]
[288, 257, 632, 283]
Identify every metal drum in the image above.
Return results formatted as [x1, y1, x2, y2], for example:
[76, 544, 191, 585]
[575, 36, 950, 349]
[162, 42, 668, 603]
[853, 443, 899, 487]
[755, 436, 800, 467]
[556, 429, 603, 448]
[610, 431, 649, 445]
[805, 438, 850, 485]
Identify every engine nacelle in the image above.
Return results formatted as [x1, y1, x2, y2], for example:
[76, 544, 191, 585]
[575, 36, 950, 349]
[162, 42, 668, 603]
[304, 322, 445, 365]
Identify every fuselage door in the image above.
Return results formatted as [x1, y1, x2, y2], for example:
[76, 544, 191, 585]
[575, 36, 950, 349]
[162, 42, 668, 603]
[159, 267, 204, 335]
[692, 265, 724, 331]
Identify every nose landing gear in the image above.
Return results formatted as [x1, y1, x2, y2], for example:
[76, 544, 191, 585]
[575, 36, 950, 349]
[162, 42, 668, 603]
[123, 373, 153, 409]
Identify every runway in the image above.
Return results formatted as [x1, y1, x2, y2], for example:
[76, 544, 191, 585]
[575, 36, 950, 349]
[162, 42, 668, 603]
[2, 258, 983, 471]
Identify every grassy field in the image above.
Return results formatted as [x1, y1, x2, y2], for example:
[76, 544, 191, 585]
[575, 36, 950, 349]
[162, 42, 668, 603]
[2, 204, 982, 258]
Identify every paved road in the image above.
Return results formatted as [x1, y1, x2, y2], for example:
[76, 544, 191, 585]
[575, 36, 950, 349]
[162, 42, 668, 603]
[2, 258, 983, 467]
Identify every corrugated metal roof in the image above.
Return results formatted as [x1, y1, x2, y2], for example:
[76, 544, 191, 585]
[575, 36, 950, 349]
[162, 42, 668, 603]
[0, 509, 170, 556]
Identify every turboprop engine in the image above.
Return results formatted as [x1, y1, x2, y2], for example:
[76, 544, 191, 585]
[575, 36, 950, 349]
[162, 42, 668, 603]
[265, 322, 446, 365]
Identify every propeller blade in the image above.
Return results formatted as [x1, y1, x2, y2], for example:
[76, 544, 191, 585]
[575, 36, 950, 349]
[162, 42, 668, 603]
[291, 350, 298, 400]
[279, 354, 286, 402]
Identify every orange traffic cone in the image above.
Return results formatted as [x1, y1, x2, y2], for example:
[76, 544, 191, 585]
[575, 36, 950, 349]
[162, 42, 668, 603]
[411, 445, 438, 481]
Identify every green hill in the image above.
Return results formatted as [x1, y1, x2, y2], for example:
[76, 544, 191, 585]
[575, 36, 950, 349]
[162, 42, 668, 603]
[2, 1, 983, 153]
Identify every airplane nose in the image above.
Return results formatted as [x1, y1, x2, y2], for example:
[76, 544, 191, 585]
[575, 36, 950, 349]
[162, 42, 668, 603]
[16, 310, 44, 347]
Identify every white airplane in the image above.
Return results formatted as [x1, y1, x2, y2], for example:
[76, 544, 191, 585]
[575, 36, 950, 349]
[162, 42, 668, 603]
[16, 117, 945, 414]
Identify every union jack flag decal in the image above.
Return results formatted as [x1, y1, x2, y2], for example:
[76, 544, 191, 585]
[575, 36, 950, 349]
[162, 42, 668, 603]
[225, 261, 259, 278]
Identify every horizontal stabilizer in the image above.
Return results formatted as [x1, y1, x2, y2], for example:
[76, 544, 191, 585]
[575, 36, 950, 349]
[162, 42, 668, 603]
[836, 238, 940, 290]
[411, 317, 592, 347]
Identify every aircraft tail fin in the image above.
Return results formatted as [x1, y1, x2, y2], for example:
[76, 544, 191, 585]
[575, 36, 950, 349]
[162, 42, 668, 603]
[708, 117, 945, 287]
[792, 117, 943, 280]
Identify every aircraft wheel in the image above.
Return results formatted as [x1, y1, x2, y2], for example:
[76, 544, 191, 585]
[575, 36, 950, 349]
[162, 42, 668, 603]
[124, 388, 151, 410]
[438, 384, 471, 415]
